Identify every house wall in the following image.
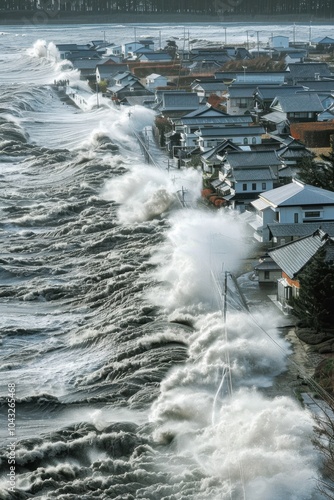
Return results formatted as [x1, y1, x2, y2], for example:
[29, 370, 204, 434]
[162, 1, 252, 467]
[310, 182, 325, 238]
[235, 179, 274, 195]
[278, 205, 334, 223]
[227, 98, 254, 115]
[257, 269, 282, 283]
[200, 133, 261, 150]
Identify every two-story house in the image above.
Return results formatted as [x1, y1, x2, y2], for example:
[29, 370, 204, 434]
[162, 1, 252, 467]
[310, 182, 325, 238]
[191, 79, 228, 103]
[195, 125, 265, 152]
[269, 92, 324, 123]
[267, 228, 334, 313]
[214, 150, 283, 212]
[168, 104, 253, 153]
[250, 179, 334, 243]
[253, 85, 304, 114]
[225, 84, 258, 115]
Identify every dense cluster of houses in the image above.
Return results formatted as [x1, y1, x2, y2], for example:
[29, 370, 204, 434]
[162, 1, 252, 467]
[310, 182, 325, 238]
[55, 34, 334, 315]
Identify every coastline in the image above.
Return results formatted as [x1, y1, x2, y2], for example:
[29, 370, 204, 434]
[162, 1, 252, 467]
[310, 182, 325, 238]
[1, 12, 334, 26]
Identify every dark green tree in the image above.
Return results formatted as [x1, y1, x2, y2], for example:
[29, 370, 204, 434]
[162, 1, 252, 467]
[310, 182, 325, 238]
[297, 140, 334, 192]
[290, 245, 334, 332]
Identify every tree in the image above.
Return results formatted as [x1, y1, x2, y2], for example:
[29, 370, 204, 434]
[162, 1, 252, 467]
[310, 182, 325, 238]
[290, 245, 334, 332]
[297, 139, 334, 192]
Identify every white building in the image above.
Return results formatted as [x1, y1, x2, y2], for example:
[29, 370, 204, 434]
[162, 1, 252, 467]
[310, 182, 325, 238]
[250, 179, 334, 242]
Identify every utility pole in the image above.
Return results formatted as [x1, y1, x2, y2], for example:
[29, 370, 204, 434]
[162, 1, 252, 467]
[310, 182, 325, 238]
[256, 30, 260, 58]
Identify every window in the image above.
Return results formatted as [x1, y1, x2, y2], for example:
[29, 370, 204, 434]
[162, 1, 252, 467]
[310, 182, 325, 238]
[243, 183, 247, 191]
[304, 211, 321, 218]
[275, 212, 280, 222]
[264, 271, 270, 280]
[252, 137, 257, 144]
[243, 137, 249, 145]
[294, 213, 299, 223]
[262, 182, 266, 190]
[252, 183, 256, 190]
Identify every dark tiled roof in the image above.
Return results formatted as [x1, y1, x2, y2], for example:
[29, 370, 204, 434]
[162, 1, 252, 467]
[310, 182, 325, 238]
[162, 92, 199, 111]
[255, 85, 304, 100]
[287, 62, 332, 79]
[268, 222, 334, 238]
[229, 85, 258, 98]
[181, 116, 253, 126]
[226, 150, 282, 168]
[196, 126, 265, 137]
[193, 82, 228, 92]
[234, 167, 277, 181]
[272, 92, 323, 112]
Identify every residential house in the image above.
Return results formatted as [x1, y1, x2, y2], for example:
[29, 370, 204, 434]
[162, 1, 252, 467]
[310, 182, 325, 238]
[250, 179, 334, 243]
[262, 92, 324, 133]
[315, 36, 334, 51]
[71, 59, 101, 80]
[215, 71, 286, 85]
[284, 51, 307, 64]
[301, 80, 334, 92]
[96, 63, 129, 84]
[267, 221, 334, 247]
[276, 137, 314, 167]
[318, 104, 334, 121]
[253, 255, 282, 284]
[168, 104, 252, 152]
[122, 40, 154, 59]
[191, 79, 228, 103]
[270, 35, 289, 49]
[156, 91, 200, 119]
[195, 125, 265, 152]
[214, 150, 283, 211]
[285, 62, 332, 85]
[225, 84, 257, 115]
[138, 52, 173, 63]
[146, 73, 168, 91]
[106, 72, 148, 101]
[201, 140, 241, 178]
[269, 92, 323, 122]
[267, 228, 334, 313]
[120, 95, 157, 109]
[253, 85, 305, 114]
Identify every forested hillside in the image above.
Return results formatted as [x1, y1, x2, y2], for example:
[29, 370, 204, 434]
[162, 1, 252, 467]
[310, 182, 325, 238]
[0, 0, 333, 17]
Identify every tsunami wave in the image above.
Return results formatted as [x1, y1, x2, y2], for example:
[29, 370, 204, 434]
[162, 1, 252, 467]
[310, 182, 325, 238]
[0, 34, 325, 500]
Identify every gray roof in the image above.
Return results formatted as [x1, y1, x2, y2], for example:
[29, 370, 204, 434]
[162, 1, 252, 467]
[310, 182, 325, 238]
[234, 167, 277, 181]
[139, 52, 172, 61]
[268, 222, 334, 238]
[229, 85, 258, 98]
[71, 59, 99, 70]
[268, 229, 334, 278]
[122, 95, 155, 107]
[96, 64, 129, 77]
[262, 111, 287, 123]
[254, 258, 281, 271]
[255, 85, 304, 100]
[272, 92, 323, 112]
[180, 115, 253, 126]
[286, 62, 332, 79]
[201, 140, 241, 161]
[226, 150, 282, 168]
[162, 92, 199, 111]
[196, 126, 265, 137]
[260, 180, 334, 207]
[193, 82, 228, 92]
[182, 104, 227, 118]
[298, 80, 334, 91]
